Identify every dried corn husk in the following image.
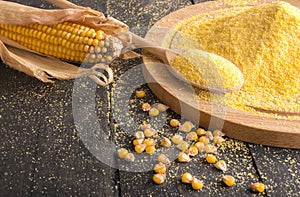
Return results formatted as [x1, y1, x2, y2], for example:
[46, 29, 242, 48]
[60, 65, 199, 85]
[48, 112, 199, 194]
[0, 0, 128, 85]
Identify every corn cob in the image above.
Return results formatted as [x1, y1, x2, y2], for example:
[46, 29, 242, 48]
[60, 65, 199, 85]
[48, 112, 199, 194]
[0, 21, 123, 63]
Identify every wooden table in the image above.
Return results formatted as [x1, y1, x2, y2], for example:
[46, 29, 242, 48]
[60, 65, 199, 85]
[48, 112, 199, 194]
[0, 0, 299, 196]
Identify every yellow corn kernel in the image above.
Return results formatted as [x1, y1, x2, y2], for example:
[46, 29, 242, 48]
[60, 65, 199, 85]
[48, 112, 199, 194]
[135, 144, 146, 153]
[149, 107, 160, 117]
[179, 121, 194, 132]
[160, 137, 172, 148]
[153, 163, 167, 174]
[135, 90, 146, 98]
[140, 123, 151, 130]
[117, 148, 128, 159]
[123, 152, 135, 162]
[177, 141, 189, 151]
[215, 160, 227, 171]
[171, 134, 183, 144]
[178, 152, 191, 163]
[142, 103, 151, 111]
[143, 138, 156, 146]
[191, 178, 204, 190]
[145, 145, 156, 154]
[186, 146, 199, 157]
[156, 103, 169, 111]
[152, 173, 166, 184]
[133, 138, 144, 146]
[169, 119, 180, 127]
[222, 175, 236, 187]
[214, 136, 226, 144]
[205, 154, 217, 164]
[205, 144, 218, 154]
[194, 142, 205, 152]
[199, 136, 210, 145]
[134, 131, 145, 139]
[205, 131, 214, 140]
[144, 128, 157, 138]
[181, 172, 193, 184]
[186, 132, 198, 141]
[196, 128, 206, 136]
[251, 182, 266, 193]
[213, 129, 225, 137]
[157, 154, 171, 165]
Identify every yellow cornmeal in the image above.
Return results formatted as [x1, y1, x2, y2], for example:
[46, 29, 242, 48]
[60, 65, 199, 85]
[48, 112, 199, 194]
[171, 49, 243, 91]
[171, 1, 300, 119]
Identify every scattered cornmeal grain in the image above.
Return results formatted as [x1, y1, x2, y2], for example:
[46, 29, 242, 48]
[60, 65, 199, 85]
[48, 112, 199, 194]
[172, 1, 300, 119]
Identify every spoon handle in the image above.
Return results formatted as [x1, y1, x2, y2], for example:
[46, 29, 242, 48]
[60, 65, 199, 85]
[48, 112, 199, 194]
[126, 31, 169, 63]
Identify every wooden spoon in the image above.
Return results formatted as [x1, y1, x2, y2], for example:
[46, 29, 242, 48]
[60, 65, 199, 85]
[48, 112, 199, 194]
[126, 32, 244, 93]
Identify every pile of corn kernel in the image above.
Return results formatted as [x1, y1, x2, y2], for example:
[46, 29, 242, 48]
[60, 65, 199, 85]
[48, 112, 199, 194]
[170, 1, 300, 119]
[116, 89, 265, 193]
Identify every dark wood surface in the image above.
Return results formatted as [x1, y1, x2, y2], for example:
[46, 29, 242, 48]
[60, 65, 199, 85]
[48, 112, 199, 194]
[0, 0, 299, 196]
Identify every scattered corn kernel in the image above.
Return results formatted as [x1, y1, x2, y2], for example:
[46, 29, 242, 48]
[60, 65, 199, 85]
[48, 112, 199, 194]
[170, 119, 180, 127]
[186, 132, 198, 141]
[178, 152, 191, 163]
[215, 160, 227, 171]
[143, 138, 156, 146]
[133, 138, 144, 146]
[117, 148, 129, 159]
[191, 178, 204, 190]
[123, 152, 135, 162]
[135, 144, 146, 153]
[161, 137, 172, 148]
[205, 154, 217, 163]
[214, 136, 226, 144]
[196, 128, 206, 136]
[157, 154, 171, 165]
[179, 121, 194, 132]
[222, 175, 236, 187]
[177, 141, 190, 151]
[156, 103, 169, 111]
[213, 129, 225, 137]
[181, 172, 193, 184]
[152, 173, 166, 184]
[145, 145, 156, 154]
[199, 136, 210, 145]
[149, 107, 160, 116]
[251, 182, 266, 193]
[144, 128, 157, 138]
[205, 144, 218, 154]
[134, 131, 145, 139]
[194, 142, 205, 152]
[140, 123, 151, 130]
[135, 90, 146, 98]
[171, 134, 183, 144]
[154, 163, 167, 174]
[205, 131, 214, 140]
[142, 103, 151, 111]
[185, 146, 199, 156]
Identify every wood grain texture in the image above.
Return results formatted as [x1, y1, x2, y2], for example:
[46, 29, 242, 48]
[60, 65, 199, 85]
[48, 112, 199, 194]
[142, 0, 300, 148]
